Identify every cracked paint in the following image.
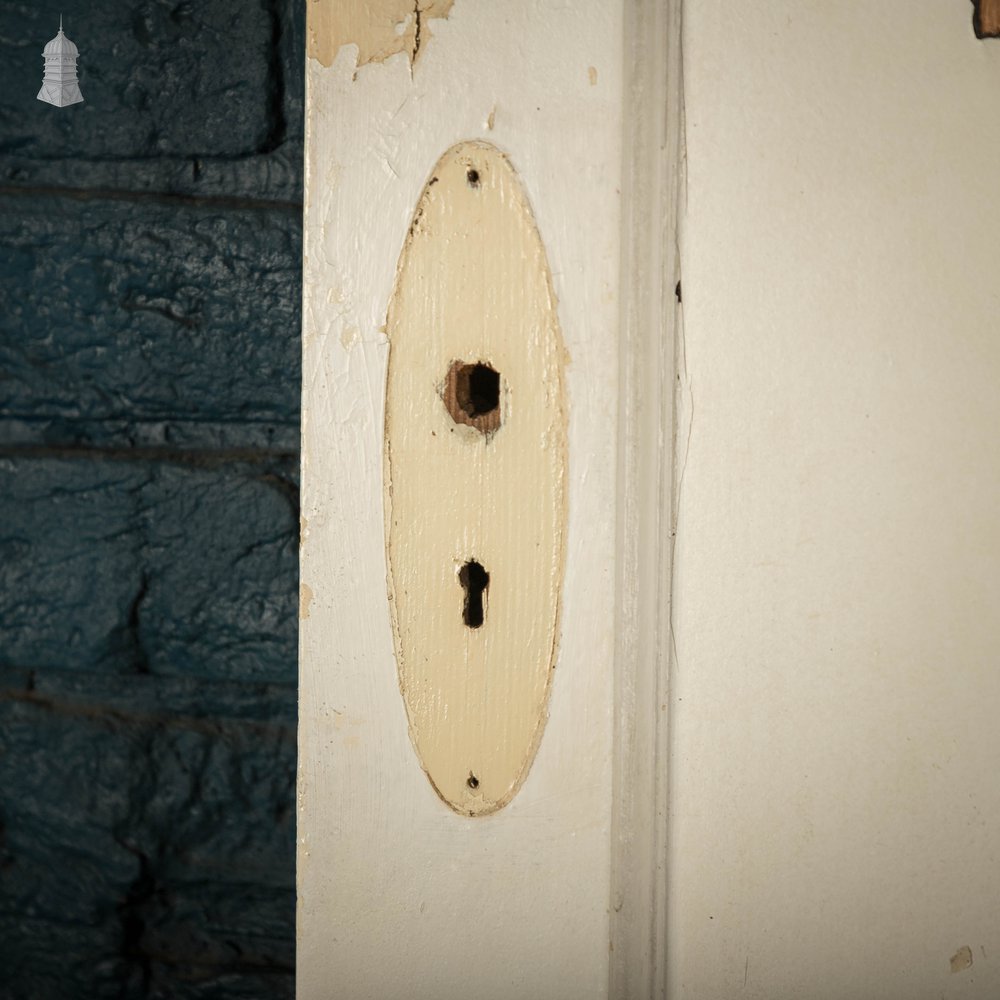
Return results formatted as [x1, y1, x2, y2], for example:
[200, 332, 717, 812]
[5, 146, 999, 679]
[307, 0, 455, 72]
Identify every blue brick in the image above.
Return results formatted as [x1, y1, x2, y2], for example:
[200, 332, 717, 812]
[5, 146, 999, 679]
[0, 457, 149, 672]
[0, 917, 132, 1000]
[0, 1, 303, 991]
[0, 695, 294, 996]
[0, 195, 301, 450]
[142, 464, 299, 684]
[0, 0, 304, 204]
[0, 457, 297, 685]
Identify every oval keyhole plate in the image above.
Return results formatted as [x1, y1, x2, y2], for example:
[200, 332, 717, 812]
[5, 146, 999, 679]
[383, 140, 568, 817]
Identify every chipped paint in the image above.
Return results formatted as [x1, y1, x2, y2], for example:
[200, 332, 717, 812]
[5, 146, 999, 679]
[950, 946, 974, 973]
[383, 140, 568, 817]
[307, 0, 454, 72]
[339, 324, 359, 350]
[299, 581, 314, 620]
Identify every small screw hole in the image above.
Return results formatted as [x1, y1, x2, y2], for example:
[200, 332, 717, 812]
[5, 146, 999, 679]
[466, 167, 480, 187]
[467, 773, 480, 789]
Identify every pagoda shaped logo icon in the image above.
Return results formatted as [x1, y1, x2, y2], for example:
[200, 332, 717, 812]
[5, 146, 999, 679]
[38, 16, 84, 107]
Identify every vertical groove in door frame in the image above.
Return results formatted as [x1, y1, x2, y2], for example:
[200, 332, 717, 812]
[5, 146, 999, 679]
[610, 1, 684, 997]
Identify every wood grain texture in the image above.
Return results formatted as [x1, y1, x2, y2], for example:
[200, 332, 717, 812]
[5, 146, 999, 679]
[975, 0, 1000, 36]
[609, 1, 681, 996]
[384, 140, 567, 817]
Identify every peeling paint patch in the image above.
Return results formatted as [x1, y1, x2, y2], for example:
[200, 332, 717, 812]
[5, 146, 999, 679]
[299, 582, 314, 620]
[340, 324, 359, 350]
[950, 946, 973, 973]
[307, 0, 455, 72]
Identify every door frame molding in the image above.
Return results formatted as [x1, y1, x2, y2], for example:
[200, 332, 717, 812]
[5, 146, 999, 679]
[610, 2, 684, 995]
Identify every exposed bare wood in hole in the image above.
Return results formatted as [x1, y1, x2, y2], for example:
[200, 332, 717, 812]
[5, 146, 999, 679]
[443, 360, 502, 435]
[973, 0, 1000, 37]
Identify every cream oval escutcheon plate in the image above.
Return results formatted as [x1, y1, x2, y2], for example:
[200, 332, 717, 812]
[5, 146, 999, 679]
[384, 140, 568, 817]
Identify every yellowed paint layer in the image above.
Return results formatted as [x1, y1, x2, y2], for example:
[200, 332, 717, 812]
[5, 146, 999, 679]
[307, 0, 454, 71]
[950, 947, 973, 974]
[384, 140, 568, 817]
[299, 582, 314, 620]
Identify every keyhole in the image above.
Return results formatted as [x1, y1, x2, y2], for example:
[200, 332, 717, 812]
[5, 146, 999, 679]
[459, 560, 489, 628]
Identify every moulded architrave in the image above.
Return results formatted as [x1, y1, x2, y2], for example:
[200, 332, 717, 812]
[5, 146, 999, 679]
[609, 0, 683, 997]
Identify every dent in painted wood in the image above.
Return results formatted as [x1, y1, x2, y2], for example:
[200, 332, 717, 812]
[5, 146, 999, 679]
[384, 140, 568, 817]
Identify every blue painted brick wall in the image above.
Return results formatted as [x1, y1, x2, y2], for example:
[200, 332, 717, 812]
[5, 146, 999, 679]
[0, 2, 302, 996]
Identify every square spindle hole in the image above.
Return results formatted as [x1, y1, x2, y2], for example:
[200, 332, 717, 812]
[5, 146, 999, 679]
[444, 361, 501, 435]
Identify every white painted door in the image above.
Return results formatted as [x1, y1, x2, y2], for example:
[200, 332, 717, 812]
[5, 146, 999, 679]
[668, 4, 1000, 998]
[300, 2, 1000, 998]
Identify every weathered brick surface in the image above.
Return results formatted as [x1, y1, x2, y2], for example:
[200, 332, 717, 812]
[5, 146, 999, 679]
[0, 0, 303, 994]
[0, 695, 295, 999]
[0, 459, 297, 995]
[0, 457, 298, 683]
[0, 0, 303, 203]
[0, 195, 301, 452]
[0, 457, 147, 673]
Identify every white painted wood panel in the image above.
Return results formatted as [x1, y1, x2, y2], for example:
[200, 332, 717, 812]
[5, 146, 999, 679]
[300, 4, 1000, 997]
[299, 3, 625, 997]
[670, 3, 1000, 998]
